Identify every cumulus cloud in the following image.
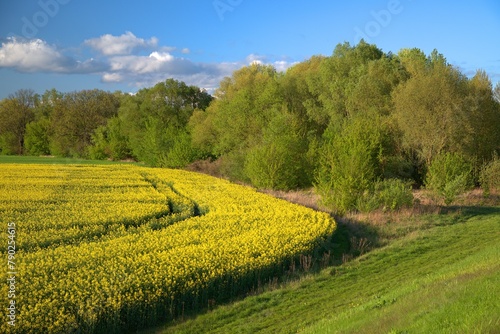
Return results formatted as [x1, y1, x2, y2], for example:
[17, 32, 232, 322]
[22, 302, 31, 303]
[273, 60, 297, 72]
[245, 53, 297, 71]
[85, 31, 158, 56]
[246, 53, 266, 65]
[107, 52, 188, 75]
[0, 33, 299, 94]
[0, 37, 106, 73]
[102, 50, 241, 92]
[101, 72, 124, 83]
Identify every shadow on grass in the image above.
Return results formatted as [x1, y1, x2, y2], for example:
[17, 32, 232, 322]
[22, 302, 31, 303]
[452, 205, 500, 217]
[327, 202, 500, 267]
[140, 200, 499, 334]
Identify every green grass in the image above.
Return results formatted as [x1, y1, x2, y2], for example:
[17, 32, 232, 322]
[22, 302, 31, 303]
[148, 207, 500, 334]
[4, 157, 498, 332]
[0, 155, 141, 165]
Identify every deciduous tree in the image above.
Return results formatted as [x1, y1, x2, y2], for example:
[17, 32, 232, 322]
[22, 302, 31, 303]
[50, 89, 119, 157]
[0, 89, 36, 154]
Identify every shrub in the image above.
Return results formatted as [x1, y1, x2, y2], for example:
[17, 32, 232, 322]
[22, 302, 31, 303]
[0, 132, 18, 155]
[315, 136, 377, 214]
[425, 152, 474, 205]
[88, 125, 110, 160]
[25, 118, 52, 156]
[244, 112, 310, 190]
[480, 156, 500, 197]
[315, 115, 390, 214]
[245, 143, 293, 190]
[358, 179, 414, 212]
[158, 131, 199, 168]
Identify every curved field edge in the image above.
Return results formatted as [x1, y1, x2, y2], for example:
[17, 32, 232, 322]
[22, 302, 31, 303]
[0, 164, 198, 251]
[156, 208, 500, 334]
[0, 164, 336, 333]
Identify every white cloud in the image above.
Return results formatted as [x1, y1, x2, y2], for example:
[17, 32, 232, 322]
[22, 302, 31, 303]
[149, 51, 174, 62]
[85, 31, 158, 56]
[273, 60, 298, 72]
[108, 52, 177, 74]
[101, 72, 124, 83]
[0, 37, 105, 73]
[0, 38, 68, 72]
[246, 54, 266, 65]
[0, 34, 299, 94]
[245, 54, 297, 72]
[102, 51, 241, 92]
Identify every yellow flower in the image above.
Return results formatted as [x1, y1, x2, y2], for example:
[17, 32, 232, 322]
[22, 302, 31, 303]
[0, 163, 335, 333]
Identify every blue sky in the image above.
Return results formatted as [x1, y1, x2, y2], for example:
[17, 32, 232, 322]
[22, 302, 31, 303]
[1, 0, 499, 99]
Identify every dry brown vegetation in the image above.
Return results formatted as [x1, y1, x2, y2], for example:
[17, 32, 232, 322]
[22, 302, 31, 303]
[258, 186, 499, 264]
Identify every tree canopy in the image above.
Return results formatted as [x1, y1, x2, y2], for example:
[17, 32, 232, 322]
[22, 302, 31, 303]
[2, 42, 499, 211]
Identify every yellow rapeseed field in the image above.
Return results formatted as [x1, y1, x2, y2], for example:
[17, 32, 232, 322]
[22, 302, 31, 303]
[0, 164, 336, 333]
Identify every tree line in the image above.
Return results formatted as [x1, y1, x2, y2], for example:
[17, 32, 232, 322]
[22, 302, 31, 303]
[1, 41, 499, 212]
[0, 79, 213, 166]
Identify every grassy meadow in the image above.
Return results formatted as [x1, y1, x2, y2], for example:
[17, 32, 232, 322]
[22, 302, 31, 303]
[153, 207, 500, 333]
[153, 204, 500, 334]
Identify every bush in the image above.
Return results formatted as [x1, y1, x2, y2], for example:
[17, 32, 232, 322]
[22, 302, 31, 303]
[315, 136, 377, 214]
[244, 113, 307, 190]
[0, 132, 18, 155]
[245, 143, 293, 190]
[358, 179, 414, 212]
[159, 131, 199, 168]
[25, 119, 52, 156]
[425, 152, 474, 205]
[315, 115, 390, 214]
[480, 156, 500, 197]
[88, 125, 110, 160]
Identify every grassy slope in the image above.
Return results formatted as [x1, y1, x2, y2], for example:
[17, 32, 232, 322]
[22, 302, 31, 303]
[154, 207, 500, 334]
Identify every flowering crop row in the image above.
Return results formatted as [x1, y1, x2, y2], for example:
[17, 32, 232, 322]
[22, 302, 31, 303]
[0, 164, 336, 333]
[0, 165, 197, 252]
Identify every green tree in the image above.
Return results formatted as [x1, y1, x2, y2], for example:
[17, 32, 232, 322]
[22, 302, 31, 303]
[309, 41, 384, 124]
[212, 64, 281, 156]
[159, 129, 200, 168]
[279, 56, 327, 180]
[50, 89, 120, 157]
[119, 79, 212, 166]
[244, 112, 308, 190]
[396, 48, 428, 78]
[24, 118, 52, 156]
[392, 50, 470, 165]
[281, 56, 326, 133]
[189, 107, 218, 158]
[24, 89, 61, 156]
[463, 70, 500, 161]
[346, 54, 407, 117]
[88, 116, 133, 161]
[425, 152, 474, 205]
[191, 64, 281, 179]
[315, 114, 391, 214]
[87, 125, 110, 160]
[0, 89, 37, 154]
[106, 117, 133, 160]
[480, 155, 500, 197]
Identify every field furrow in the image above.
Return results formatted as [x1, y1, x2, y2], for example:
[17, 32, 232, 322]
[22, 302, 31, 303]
[0, 164, 336, 333]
